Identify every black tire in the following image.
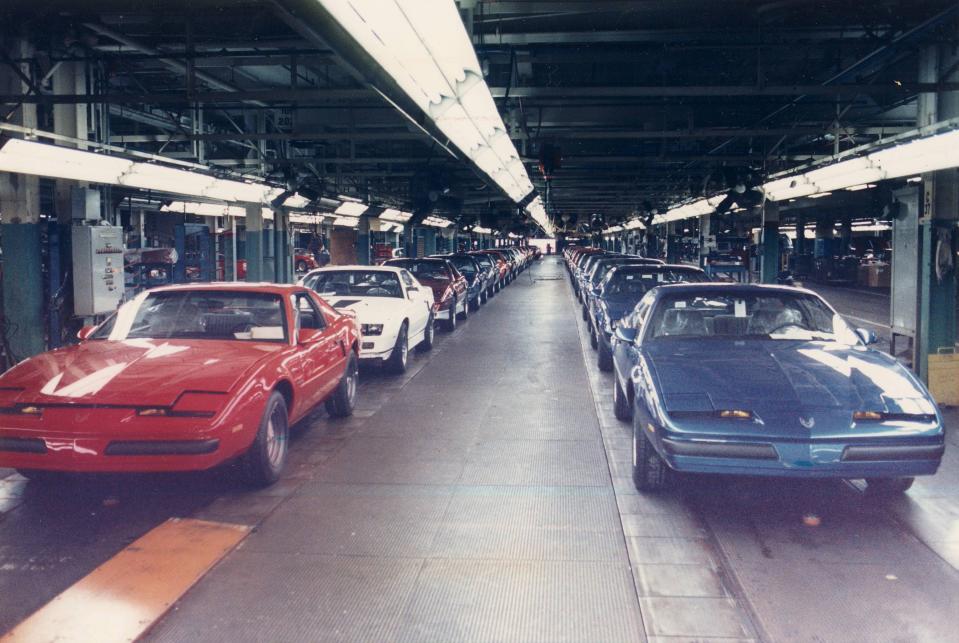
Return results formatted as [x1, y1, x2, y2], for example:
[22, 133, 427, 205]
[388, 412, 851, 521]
[589, 325, 598, 350]
[418, 313, 435, 351]
[613, 375, 631, 422]
[865, 477, 914, 495]
[325, 352, 358, 418]
[582, 304, 589, 321]
[597, 337, 614, 372]
[295, 260, 307, 272]
[242, 390, 289, 487]
[458, 295, 469, 320]
[385, 322, 410, 373]
[445, 300, 457, 331]
[632, 415, 670, 491]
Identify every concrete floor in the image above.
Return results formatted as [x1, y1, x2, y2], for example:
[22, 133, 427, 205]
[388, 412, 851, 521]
[1, 257, 957, 642]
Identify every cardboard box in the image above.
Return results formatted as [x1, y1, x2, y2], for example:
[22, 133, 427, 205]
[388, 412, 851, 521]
[929, 353, 959, 407]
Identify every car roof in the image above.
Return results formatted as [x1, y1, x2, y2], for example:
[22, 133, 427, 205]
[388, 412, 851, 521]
[305, 264, 403, 275]
[650, 282, 820, 297]
[149, 282, 305, 296]
[609, 263, 705, 273]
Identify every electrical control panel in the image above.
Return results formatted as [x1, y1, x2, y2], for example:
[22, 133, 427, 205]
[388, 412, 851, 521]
[73, 225, 124, 316]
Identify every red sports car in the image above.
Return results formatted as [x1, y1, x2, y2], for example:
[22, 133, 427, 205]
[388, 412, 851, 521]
[0, 283, 359, 486]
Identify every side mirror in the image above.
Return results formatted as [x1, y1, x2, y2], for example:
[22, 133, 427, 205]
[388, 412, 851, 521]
[614, 326, 638, 344]
[855, 327, 879, 345]
[77, 325, 97, 341]
[407, 286, 419, 300]
[297, 328, 324, 344]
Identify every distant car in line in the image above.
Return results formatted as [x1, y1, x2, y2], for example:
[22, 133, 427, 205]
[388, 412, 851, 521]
[384, 258, 469, 331]
[301, 265, 435, 373]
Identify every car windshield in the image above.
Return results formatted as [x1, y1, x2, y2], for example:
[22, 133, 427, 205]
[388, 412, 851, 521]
[389, 260, 450, 281]
[91, 290, 287, 342]
[647, 291, 859, 343]
[471, 254, 492, 268]
[446, 256, 477, 276]
[308, 270, 403, 298]
[604, 269, 708, 298]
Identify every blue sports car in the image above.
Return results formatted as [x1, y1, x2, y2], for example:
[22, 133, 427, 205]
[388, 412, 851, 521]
[610, 283, 945, 494]
[590, 264, 708, 372]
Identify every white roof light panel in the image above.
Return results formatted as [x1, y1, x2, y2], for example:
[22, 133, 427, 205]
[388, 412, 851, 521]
[0, 139, 134, 184]
[395, 0, 481, 83]
[335, 202, 368, 216]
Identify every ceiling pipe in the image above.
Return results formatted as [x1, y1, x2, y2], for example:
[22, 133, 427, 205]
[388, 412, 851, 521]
[82, 22, 268, 107]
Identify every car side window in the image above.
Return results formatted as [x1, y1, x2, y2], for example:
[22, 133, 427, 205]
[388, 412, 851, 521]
[400, 270, 415, 287]
[293, 293, 325, 331]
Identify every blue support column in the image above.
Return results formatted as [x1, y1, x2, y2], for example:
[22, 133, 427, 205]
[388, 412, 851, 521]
[173, 221, 186, 282]
[760, 202, 781, 284]
[1, 223, 45, 360]
[245, 204, 264, 282]
[423, 227, 437, 256]
[357, 215, 371, 265]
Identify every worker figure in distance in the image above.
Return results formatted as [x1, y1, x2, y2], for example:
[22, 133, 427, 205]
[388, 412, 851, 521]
[546, 243, 552, 255]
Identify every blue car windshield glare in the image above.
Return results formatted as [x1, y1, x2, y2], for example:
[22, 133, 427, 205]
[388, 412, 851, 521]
[605, 270, 707, 298]
[648, 292, 858, 343]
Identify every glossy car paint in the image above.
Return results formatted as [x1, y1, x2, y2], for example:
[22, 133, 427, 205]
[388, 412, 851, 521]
[613, 283, 945, 479]
[432, 254, 485, 304]
[384, 258, 468, 320]
[0, 283, 359, 473]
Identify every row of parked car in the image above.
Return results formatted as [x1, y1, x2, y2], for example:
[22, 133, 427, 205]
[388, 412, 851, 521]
[564, 245, 945, 497]
[0, 246, 539, 487]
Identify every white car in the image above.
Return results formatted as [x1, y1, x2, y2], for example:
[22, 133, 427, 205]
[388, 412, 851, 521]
[299, 265, 434, 373]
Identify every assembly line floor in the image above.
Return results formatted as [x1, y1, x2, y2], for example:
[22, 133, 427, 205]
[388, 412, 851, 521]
[2, 256, 959, 642]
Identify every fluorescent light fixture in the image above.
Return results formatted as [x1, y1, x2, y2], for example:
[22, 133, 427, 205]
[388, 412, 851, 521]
[380, 208, 413, 222]
[423, 216, 453, 228]
[335, 202, 368, 216]
[0, 138, 292, 205]
[809, 191, 833, 199]
[472, 226, 492, 234]
[907, 176, 922, 183]
[333, 216, 359, 227]
[316, 0, 535, 207]
[337, 194, 363, 203]
[846, 183, 876, 191]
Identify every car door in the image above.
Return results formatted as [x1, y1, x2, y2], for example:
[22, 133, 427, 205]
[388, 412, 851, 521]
[399, 269, 429, 337]
[292, 292, 341, 410]
[613, 292, 655, 390]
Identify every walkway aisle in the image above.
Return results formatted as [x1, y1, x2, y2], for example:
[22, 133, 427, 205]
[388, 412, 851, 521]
[147, 258, 646, 643]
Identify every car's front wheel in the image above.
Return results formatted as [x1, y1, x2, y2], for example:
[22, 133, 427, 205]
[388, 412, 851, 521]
[613, 375, 631, 422]
[445, 300, 458, 331]
[632, 415, 670, 491]
[418, 313, 435, 351]
[865, 477, 914, 495]
[295, 260, 307, 272]
[458, 295, 469, 320]
[386, 322, 410, 373]
[325, 352, 358, 418]
[597, 336, 613, 371]
[243, 390, 289, 487]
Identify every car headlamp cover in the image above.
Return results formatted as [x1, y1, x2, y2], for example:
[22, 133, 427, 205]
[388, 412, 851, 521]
[361, 323, 384, 336]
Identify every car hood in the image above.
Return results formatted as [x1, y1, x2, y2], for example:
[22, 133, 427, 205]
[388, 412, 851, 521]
[326, 296, 405, 322]
[645, 339, 936, 435]
[414, 278, 451, 299]
[0, 339, 282, 407]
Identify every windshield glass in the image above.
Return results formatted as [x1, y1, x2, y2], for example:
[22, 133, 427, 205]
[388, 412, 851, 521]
[647, 291, 858, 343]
[605, 269, 709, 298]
[445, 256, 477, 276]
[92, 290, 287, 342]
[308, 270, 403, 298]
[388, 260, 450, 281]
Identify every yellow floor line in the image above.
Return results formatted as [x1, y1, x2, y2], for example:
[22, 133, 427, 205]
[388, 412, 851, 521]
[2, 517, 250, 643]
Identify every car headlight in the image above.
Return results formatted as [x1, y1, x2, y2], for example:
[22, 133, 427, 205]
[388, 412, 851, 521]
[361, 323, 384, 336]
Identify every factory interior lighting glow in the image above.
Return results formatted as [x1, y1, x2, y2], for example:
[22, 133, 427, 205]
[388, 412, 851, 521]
[379, 208, 413, 222]
[334, 202, 369, 216]
[524, 196, 554, 236]
[621, 126, 959, 229]
[0, 138, 300, 206]
[423, 216, 453, 228]
[316, 0, 537, 215]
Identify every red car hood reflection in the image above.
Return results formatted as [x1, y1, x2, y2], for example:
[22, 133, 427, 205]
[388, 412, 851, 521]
[1, 339, 282, 407]
[415, 277, 450, 300]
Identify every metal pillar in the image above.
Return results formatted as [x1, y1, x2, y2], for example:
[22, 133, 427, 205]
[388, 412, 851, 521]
[356, 215, 371, 265]
[0, 38, 44, 361]
[245, 204, 264, 281]
[423, 227, 437, 256]
[916, 38, 959, 383]
[760, 201, 781, 283]
[224, 216, 237, 280]
[273, 208, 292, 282]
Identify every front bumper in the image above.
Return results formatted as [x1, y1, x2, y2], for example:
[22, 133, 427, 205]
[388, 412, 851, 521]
[0, 412, 244, 473]
[657, 431, 945, 478]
